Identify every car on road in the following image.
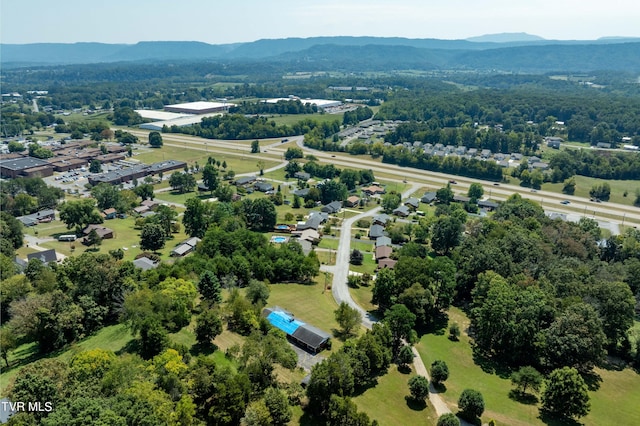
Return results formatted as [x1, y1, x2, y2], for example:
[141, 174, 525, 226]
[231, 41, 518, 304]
[560, 200, 571, 205]
[493, 183, 500, 186]
[449, 180, 457, 184]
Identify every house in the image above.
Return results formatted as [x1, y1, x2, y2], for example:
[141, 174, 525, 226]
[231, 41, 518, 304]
[141, 199, 161, 209]
[171, 237, 201, 257]
[321, 201, 342, 214]
[511, 153, 523, 161]
[133, 205, 150, 215]
[294, 171, 311, 181]
[82, 224, 114, 239]
[596, 142, 612, 149]
[530, 162, 549, 170]
[132, 256, 159, 271]
[345, 196, 360, 207]
[453, 195, 471, 204]
[375, 236, 392, 247]
[26, 249, 58, 264]
[372, 214, 391, 227]
[197, 183, 211, 192]
[16, 209, 56, 227]
[255, 182, 274, 192]
[377, 258, 397, 269]
[404, 197, 420, 210]
[392, 205, 410, 217]
[292, 188, 310, 197]
[296, 211, 328, 231]
[369, 224, 386, 240]
[103, 208, 117, 219]
[375, 245, 392, 261]
[362, 185, 385, 195]
[263, 307, 331, 353]
[546, 137, 562, 149]
[421, 192, 437, 204]
[478, 199, 499, 211]
[467, 148, 478, 156]
[234, 176, 257, 186]
[292, 228, 320, 243]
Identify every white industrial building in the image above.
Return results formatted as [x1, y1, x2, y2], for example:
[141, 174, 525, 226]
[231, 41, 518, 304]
[264, 97, 342, 109]
[164, 101, 230, 114]
[139, 112, 225, 132]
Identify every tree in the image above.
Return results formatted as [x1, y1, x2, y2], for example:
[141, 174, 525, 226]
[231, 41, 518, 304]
[244, 198, 277, 231]
[246, 280, 270, 305]
[134, 183, 154, 201]
[264, 387, 292, 426]
[215, 184, 235, 202]
[85, 228, 102, 249]
[467, 183, 484, 201]
[340, 169, 360, 190]
[589, 182, 611, 201]
[140, 223, 165, 252]
[511, 366, 543, 396]
[588, 281, 635, 350]
[541, 367, 590, 419]
[202, 163, 219, 192]
[257, 160, 265, 175]
[153, 204, 177, 237]
[138, 318, 169, 359]
[334, 302, 362, 336]
[251, 139, 260, 153]
[562, 177, 576, 195]
[436, 184, 454, 204]
[540, 303, 606, 372]
[183, 197, 210, 238]
[384, 304, 416, 356]
[284, 147, 303, 160]
[397, 344, 414, 368]
[408, 375, 429, 402]
[458, 389, 485, 421]
[195, 308, 223, 346]
[148, 131, 163, 147]
[437, 413, 460, 426]
[169, 172, 196, 193]
[327, 395, 372, 426]
[319, 180, 348, 204]
[430, 216, 463, 254]
[59, 199, 103, 231]
[381, 192, 401, 212]
[0, 328, 17, 367]
[0, 211, 24, 251]
[198, 270, 222, 304]
[244, 400, 272, 426]
[89, 159, 102, 173]
[91, 183, 121, 210]
[449, 323, 461, 341]
[430, 360, 449, 386]
[372, 267, 397, 311]
[350, 249, 363, 265]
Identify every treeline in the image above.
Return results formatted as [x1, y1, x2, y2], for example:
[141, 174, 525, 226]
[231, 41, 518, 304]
[0, 177, 65, 216]
[163, 114, 340, 140]
[549, 149, 640, 181]
[381, 144, 504, 181]
[229, 99, 319, 115]
[376, 87, 640, 144]
[453, 195, 639, 370]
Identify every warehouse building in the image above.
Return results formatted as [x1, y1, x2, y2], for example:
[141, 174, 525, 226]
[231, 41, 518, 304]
[164, 101, 230, 115]
[0, 157, 53, 178]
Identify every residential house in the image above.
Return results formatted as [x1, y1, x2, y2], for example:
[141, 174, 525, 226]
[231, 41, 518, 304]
[170, 237, 201, 257]
[292, 188, 310, 198]
[26, 249, 58, 264]
[263, 307, 331, 353]
[132, 256, 159, 271]
[375, 245, 392, 261]
[255, 182, 274, 192]
[478, 199, 499, 211]
[530, 162, 549, 170]
[141, 199, 161, 209]
[234, 176, 257, 186]
[392, 205, 410, 217]
[103, 208, 117, 219]
[82, 224, 114, 240]
[133, 205, 150, 215]
[372, 214, 391, 227]
[294, 171, 311, 181]
[375, 236, 392, 247]
[16, 209, 56, 227]
[453, 195, 471, 204]
[421, 192, 437, 204]
[404, 197, 420, 210]
[362, 185, 385, 196]
[377, 258, 397, 269]
[345, 196, 360, 207]
[321, 201, 342, 214]
[369, 224, 386, 240]
[296, 211, 328, 231]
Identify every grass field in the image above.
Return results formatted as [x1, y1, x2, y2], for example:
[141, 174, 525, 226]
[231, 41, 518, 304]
[23, 215, 190, 262]
[269, 113, 344, 126]
[353, 364, 438, 426]
[542, 175, 640, 206]
[0, 324, 134, 396]
[416, 307, 640, 426]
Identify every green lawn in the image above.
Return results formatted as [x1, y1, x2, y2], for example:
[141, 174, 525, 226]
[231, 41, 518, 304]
[0, 324, 134, 396]
[349, 254, 377, 275]
[269, 113, 343, 126]
[353, 364, 438, 426]
[416, 307, 640, 426]
[349, 284, 377, 313]
[542, 175, 640, 206]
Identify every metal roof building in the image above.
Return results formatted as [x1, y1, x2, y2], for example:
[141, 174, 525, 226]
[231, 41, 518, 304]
[263, 307, 331, 353]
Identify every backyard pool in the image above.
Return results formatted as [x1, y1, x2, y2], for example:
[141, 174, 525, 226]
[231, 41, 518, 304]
[271, 236, 289, 243]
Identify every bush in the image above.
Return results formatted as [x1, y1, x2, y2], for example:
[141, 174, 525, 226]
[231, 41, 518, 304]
[449, 323, 460, 341]
[437, 413, 460, 426]
[408, 375, 429, 402]
[458, 389, 484, 421]
[430, 360, 449, 385]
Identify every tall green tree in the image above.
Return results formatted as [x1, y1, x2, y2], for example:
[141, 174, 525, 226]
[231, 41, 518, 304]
[541, 367, 590, 420]
[202, 163, 219, 192]
[408, 375, 429, 402]
[139, 223, 166, 252]
[59, 199, 103, 231]
[195, 309, 223, 346]
[383, 304, 416, 356]
[148, 131, 163, 147]
[510, 366, 543, 396]
[334, 302, 362, 336]
[467, 183, 484, 201]
[251, 140, 260, 153]
[198, 270, 222, 304]
[458, 389, 485, 422]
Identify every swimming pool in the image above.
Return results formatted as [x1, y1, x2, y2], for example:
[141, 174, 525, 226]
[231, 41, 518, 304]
[271, 236, 289, 243]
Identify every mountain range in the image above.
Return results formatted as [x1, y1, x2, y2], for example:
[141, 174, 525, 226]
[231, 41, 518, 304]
[2, 34, 640, 73]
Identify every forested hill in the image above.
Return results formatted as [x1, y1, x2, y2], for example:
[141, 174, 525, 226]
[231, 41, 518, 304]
[2, 36, 640, 73]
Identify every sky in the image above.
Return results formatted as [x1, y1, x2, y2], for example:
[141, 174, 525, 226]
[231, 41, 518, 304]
[2, 0, 639, 45]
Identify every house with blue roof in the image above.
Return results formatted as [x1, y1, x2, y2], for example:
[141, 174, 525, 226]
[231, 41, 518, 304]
[263, 307, 331, 353]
